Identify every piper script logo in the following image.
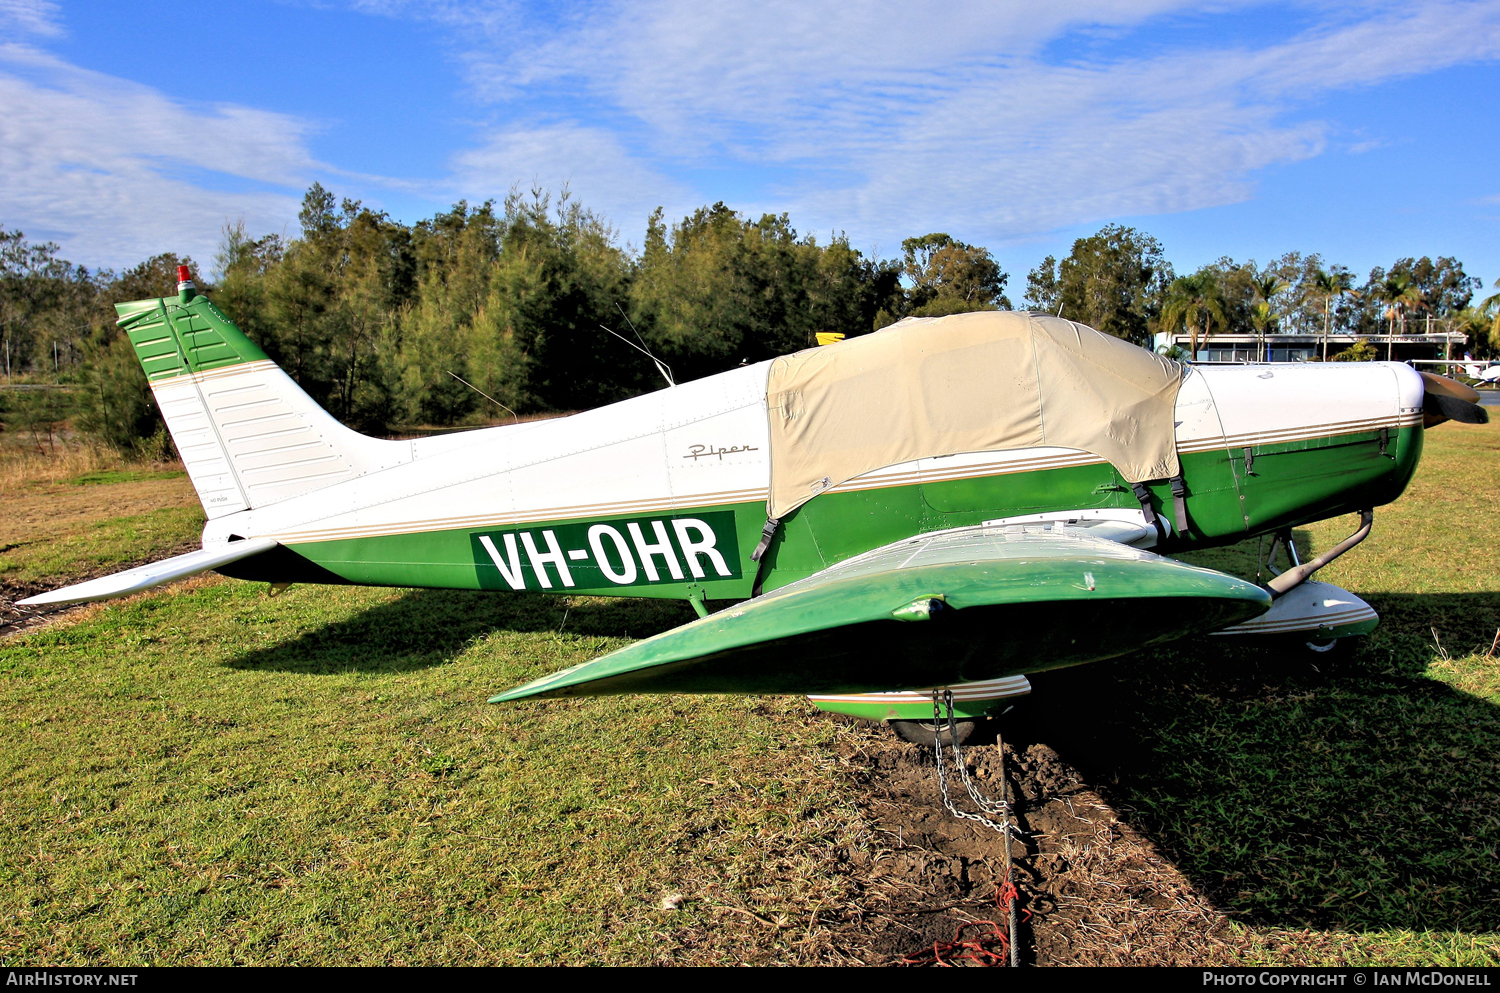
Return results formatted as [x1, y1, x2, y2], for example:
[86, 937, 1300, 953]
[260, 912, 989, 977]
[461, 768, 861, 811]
[471, 512, 741, 591]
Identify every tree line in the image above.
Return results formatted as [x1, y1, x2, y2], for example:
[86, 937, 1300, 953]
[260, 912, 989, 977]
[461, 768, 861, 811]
[2, 184, 1497, 455]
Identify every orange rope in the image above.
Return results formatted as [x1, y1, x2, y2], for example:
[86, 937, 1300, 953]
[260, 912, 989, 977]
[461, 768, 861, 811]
[898, 879, 1029, 967]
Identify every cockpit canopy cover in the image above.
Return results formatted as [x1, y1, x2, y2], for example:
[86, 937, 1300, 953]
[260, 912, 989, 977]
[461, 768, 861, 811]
[765, 311, 1185, 519]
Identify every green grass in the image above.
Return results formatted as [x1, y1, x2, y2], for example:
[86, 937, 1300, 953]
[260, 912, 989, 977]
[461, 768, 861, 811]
[0, 423, 1497, 965]
[67, 469, 186, 487]
[0, 507, 203, 585]
[1035, 421, 1500, 966]
[0, 461, 200, 588]
[0, 584, 876, 965]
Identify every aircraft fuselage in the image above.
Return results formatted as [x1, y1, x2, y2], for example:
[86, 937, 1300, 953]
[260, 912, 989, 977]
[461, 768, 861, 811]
[211, 360, 1427, 602]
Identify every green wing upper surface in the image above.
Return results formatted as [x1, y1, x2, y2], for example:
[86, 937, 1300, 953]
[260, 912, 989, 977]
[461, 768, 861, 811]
[490, 524, 1271, 702]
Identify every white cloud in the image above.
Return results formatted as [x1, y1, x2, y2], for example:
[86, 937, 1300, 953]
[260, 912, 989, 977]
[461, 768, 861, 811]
[452, 123, 693, 239]
[7, 0, 1499, 268]
[0, 43, 318, 267]
[420, 0, 1500, 247]
[0, 0, 61, 37]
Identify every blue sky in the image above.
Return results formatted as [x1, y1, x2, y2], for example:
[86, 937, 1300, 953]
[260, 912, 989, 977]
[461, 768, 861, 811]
[3, 0, 1498, 293]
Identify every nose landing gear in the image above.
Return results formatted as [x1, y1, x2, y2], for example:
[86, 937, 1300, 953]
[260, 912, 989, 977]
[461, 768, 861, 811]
[890, 718, 976, 747]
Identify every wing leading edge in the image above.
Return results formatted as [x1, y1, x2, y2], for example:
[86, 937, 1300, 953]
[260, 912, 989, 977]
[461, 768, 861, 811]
[490, 524, 1270, 702]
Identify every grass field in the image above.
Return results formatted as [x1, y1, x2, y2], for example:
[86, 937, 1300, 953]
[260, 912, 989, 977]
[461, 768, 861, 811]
[1043, 420, 1500, 965]
[0, 445, 201, 593]
[0, 459, 881, 964]
[0, 422, 1496, 965]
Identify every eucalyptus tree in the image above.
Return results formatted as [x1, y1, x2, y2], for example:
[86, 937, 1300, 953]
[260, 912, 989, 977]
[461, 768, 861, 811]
[899, 233, 1010, 316]
[1358, 257, 1479, 339]
[0, 228, 106, 379]
[1023, 225, 1171, 345]
[1388, 256, 1481, 316]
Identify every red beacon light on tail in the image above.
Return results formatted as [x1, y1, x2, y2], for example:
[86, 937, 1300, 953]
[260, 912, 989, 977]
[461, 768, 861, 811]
[176, 264, 196, 302]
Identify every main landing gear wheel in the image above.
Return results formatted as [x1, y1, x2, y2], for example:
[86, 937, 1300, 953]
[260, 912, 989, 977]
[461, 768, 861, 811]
[890, 719, 976, 747]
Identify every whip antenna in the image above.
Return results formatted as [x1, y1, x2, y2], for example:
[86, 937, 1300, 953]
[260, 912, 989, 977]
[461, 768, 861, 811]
[603, 304, 675, 388]
[448, 371, 518, 423]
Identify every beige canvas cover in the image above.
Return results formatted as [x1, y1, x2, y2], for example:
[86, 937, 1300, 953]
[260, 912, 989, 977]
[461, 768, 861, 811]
[765, 311, 1184, 519]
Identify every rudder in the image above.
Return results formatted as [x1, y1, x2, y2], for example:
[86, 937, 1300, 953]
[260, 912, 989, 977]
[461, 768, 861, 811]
[117, 269, 409, 519]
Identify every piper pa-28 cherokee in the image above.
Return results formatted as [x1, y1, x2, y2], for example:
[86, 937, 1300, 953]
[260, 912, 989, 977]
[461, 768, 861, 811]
[24, 267, 1489, 743]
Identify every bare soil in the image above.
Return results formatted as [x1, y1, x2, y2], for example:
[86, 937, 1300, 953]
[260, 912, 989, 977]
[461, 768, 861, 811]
[830, 710, 1265, 966]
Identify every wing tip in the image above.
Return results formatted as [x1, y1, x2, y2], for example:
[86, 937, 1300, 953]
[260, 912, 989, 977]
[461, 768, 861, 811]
[15, 591, 74, 607]
[11, 537, 280, 611]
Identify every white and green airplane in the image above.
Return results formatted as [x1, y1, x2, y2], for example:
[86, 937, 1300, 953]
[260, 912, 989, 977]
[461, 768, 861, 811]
[23, 268, 1488, 740]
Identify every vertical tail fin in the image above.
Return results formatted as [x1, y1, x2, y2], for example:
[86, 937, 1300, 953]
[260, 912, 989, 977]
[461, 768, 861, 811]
[117, 274, 409, 518]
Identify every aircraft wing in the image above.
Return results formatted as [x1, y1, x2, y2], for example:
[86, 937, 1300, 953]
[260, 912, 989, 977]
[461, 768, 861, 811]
[17, 537, 279, 607]
[491, 524, 1270, 702]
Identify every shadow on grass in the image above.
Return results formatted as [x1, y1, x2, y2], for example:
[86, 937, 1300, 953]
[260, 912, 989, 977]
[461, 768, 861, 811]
[223, 587, 698, 676]
[1020, 590, 1500, 933]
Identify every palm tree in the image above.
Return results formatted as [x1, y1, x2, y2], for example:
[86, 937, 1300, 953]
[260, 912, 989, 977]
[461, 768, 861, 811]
[1327, 270, 1355, 361]
[1482, 278, 1500, 351]
[1250, 301, 1277, 361]
[1160, 272, 1226, 360]
[1373, 274, 1417, 360]
[1451, 306, 1490, 365]
[1375, 275, 1404, 335]
[1395, 279, 1425, 360]
[1251, 273, 1287, 361]
[1311, 269, 1337, 360]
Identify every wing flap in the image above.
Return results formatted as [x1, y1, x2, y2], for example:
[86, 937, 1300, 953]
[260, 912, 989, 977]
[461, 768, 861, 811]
[491, 524, 1270, 701]
[17, 537, 279, 607]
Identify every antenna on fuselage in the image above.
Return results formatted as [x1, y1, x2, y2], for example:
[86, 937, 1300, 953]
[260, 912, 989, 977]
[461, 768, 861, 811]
[448, 371, 519, 423]
[602, 304, 676, 388]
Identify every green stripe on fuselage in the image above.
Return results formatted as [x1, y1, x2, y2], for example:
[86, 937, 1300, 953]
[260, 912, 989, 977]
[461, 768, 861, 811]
[278, 504, 764, 600]
[254, 424, 1421, 598]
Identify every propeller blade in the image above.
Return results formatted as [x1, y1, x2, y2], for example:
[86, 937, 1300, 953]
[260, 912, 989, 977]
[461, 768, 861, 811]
[1418, 372, 1488, 426]
[1423, 390, 1490, 426]
[1419, 370, 1481, 403]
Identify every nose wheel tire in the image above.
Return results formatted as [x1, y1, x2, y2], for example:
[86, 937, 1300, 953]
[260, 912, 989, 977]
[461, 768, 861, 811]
[890, 718, 976, 747]
[1296, 635, 1359, 658]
